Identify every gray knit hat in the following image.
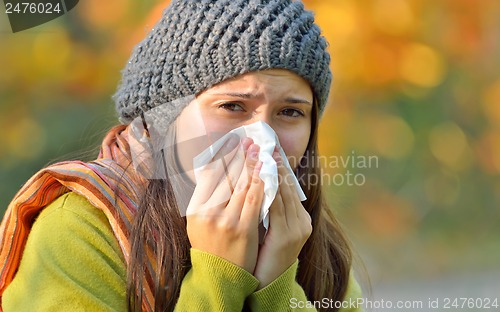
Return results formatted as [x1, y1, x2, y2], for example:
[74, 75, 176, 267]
[113, 0, 332, 124]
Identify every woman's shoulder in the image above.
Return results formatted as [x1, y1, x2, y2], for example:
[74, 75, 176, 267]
[38, 191, 108, 225]
[39, 191, 105, 222]
[32, 191, 125, 263]
[2, 191, 127, 311]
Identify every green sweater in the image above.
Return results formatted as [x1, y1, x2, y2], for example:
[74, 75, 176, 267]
[2, 192, 364, 311]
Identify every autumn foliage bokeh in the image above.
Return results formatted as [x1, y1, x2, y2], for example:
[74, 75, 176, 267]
[1, 0, 499, 283]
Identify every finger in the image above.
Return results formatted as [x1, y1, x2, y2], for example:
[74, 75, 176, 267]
[198, 134, 241, 181]
[238, 143, 261, 194]
[268, 188, 288, 231]
[241, 137, 254, 152]
[200, 182, 231, 215]
[220, 137, 255, 193]
[273, 150, 312, 240]
[190, 135, 242, 206]
[214, 137, 254, 192]
[205, 142, 248, 210]
[238, 160, 264, 228]
[274, 150, 300, 228]
[278, 164, 302, 218]
[277, 149, 303, 219]
[197, 138, 258, 212]
[226, 143, 260, 215]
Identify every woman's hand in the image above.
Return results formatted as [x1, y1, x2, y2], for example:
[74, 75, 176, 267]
[186, 136, 265, 273]
[253, 149, 313, 289]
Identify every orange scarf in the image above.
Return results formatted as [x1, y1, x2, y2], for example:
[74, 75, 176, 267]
[0, 125, 156, 311]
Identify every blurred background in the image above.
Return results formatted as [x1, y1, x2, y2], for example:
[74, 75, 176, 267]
[1, 0, 499, 309]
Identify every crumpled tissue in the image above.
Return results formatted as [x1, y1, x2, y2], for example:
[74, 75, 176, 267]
[192, 121, 306, 230]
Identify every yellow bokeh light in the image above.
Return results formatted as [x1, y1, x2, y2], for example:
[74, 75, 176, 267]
[32, 30, 71, 77]
[318, 106, 353, 160]
[5, 117, 46, 161]
[314, 1, 358, 46]
[369, 114, 415, 159]
[65, 45, 95, 94]
[77, 0, 129, 29]
[362, 42, 399, 85]
[371, 0, 416, 35]
[1, 40, 37, 85]
[428, 122, 472, 171]
[332, 47, 364, 83]
[399, 43, 446, 87]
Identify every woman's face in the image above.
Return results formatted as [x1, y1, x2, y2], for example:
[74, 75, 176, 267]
[175, 69, 313, 180]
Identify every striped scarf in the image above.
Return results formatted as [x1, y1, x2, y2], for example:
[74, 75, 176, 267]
[0, 125, 156, 311]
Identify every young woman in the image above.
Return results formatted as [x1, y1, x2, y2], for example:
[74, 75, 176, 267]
[0, 1, 364, 311]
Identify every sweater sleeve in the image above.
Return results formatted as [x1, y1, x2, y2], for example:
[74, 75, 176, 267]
[175, 248, 259, 311]
[2, 192, 128, 312]
[247, 260, 312, 311]
[247, 261, 365, 312]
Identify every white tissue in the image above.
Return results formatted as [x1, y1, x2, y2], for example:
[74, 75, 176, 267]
[192, 121, 307, 230]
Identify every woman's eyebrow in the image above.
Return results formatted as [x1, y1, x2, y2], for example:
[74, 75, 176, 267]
[207, 92, 312, 105]
[284, 97, 312, 106]
[207, 91, 255, 99]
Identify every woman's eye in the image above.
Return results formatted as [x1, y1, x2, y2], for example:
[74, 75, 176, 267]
[218, 103, 244, 112]
[280, 108, 304, 118]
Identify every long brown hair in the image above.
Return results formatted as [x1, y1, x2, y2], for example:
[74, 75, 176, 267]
[126, 99, 352, 311]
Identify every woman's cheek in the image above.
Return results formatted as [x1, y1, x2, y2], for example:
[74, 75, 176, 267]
[278, 133, 309, 170]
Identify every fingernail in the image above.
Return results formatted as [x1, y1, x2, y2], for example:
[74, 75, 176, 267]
[248, 144, 259, 159]
[249, 151, 259, 160]
[241, 138, 253, 152]
[241, 137, 252, 146]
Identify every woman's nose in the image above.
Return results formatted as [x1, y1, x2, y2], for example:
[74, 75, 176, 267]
[247, 111, 273, 127]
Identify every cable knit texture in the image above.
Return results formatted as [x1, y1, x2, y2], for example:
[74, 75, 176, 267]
[113, 0, 332, 124]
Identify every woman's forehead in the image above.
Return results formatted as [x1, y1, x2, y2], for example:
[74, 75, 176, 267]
[204, 69, 313, 99]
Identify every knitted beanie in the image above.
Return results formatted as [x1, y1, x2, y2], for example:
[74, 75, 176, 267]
[113, 0, 332, 124]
